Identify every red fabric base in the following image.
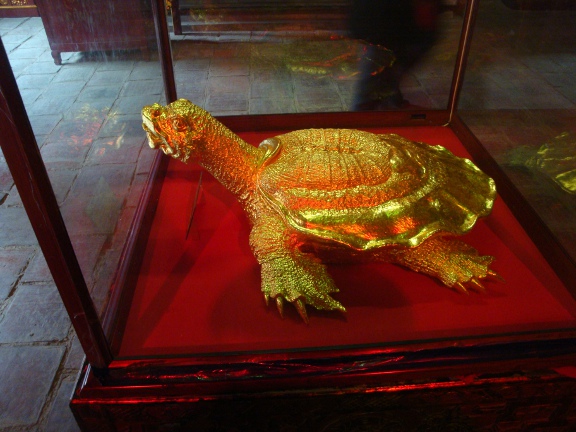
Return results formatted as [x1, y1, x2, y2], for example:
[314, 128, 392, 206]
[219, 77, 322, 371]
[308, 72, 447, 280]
[119, 126, 576, 358]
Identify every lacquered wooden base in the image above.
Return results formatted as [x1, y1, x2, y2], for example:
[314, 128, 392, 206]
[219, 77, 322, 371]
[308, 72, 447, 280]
[71, 365, 576, 431]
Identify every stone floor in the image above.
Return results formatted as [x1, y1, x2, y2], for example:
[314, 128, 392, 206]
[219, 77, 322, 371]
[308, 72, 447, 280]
[0, 1, 575, 430]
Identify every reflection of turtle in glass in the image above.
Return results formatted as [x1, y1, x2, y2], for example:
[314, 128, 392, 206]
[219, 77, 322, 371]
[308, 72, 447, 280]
[507, 132, 576, 195]
[142, 99, 499, 322]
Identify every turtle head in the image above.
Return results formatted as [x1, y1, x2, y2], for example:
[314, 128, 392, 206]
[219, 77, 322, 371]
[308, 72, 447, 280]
[142, 99, 211, 163]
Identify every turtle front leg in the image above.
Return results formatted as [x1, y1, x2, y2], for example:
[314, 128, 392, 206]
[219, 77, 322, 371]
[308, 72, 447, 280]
[391, 237, 501, 293]
[249, 212, 345, 323]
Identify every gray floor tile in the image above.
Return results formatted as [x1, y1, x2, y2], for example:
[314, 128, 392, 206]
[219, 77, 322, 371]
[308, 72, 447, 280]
[52, 65, 97, 83]
[112, 93, 161, 115]
[206, 92, 249, 113]
[122, 78, 164, 97]
[0, 206, 37, 247]
[0, 247, 34, 301]
[207, 75, 250, 94]
[77, 83, 122, 102]
[43, 377, 82, 432]
[63, 335, 86, 370]
[0, 161, 13, 193]
[0, 345, 65, 428]
[128, 62, 162, 80]
[87, 69, 132, 86]
[0, 283, 70, 343]
[16, 72, 55, 89]
[21, 250, 53, 284]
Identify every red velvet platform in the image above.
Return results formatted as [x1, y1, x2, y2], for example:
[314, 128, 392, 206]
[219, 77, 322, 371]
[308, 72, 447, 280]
[118, 126, 576, 358]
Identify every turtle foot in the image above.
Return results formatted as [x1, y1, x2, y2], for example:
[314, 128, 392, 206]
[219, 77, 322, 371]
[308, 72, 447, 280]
[452, 270, 505, 294]
[394, 237, 502, 292]
[260, 253, 346, 322]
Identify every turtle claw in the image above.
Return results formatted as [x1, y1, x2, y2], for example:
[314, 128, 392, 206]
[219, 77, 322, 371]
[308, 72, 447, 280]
[469, 277, 486, 293]
[487, 269, 505, 282]
[454, 282, 469, 295]
[454, 278, 488, 294]
[276, 296, 285, 318]
[267, 295, 310, 323]
[294, 298, 309, 324]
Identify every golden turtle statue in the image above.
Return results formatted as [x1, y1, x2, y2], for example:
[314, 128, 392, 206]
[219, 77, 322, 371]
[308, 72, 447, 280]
[142, 99, 499, 322]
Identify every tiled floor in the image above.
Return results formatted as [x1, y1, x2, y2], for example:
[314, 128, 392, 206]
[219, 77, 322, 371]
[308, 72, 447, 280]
[0, 1, 575, 430]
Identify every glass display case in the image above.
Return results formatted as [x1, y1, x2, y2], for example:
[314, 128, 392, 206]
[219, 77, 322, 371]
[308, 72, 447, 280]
[1, 0, 576, 430]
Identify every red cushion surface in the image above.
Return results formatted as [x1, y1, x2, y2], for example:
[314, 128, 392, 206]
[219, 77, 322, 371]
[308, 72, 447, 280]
[119, 126, 576, 358]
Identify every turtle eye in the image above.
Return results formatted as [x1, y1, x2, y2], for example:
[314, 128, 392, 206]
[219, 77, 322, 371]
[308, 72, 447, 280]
[173, 118, 188, 133]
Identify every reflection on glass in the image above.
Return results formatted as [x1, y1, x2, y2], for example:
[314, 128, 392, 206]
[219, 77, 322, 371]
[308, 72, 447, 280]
[458, 0, 576, 262]
[170, 1, 463, 114]
[507, 131, 576, 195]
[349, 0, 442, 110]
[1, 2, 468, 319]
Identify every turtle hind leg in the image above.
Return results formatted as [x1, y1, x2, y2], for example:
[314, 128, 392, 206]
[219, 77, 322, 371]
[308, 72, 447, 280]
[391, 236, 501, 293]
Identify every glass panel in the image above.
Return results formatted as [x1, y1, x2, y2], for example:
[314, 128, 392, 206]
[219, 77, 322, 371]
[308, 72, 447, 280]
[117, 2, 576, 359]
[1, 3, 162, 317]
[169, 1, 463, 114]
[458, 0, 576, 262]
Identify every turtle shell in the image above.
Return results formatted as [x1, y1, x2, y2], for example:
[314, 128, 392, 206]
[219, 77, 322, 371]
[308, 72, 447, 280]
[256, 129, 496, 251]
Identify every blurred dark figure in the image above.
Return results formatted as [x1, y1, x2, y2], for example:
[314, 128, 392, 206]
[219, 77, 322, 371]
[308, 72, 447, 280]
[350, 0, 442, 110]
